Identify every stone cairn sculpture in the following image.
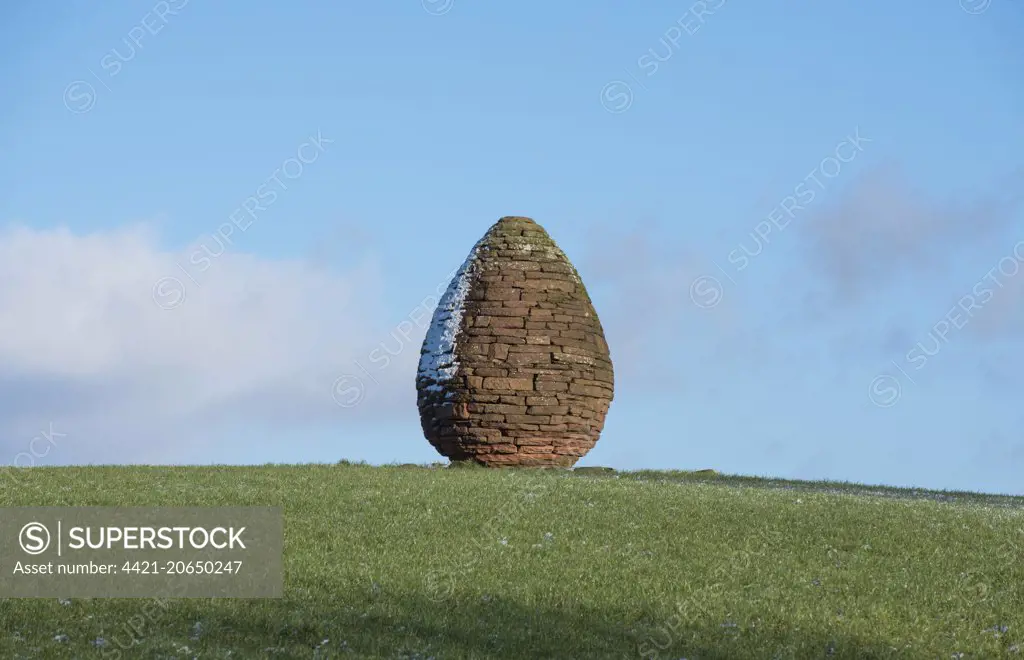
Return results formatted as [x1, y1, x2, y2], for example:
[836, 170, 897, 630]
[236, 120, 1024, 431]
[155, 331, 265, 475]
[416, 216, 614, 467]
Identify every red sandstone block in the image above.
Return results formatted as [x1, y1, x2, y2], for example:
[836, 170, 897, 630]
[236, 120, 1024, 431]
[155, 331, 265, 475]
[519, 279, 575, 292]
[505, 423, 540, 431]
[549, 337, 594, 351]
[527, 405, 569, 415]
[486, 287, 521, 301]
[569, 383, 608, 397]
[483, 403, 528, 414]
[540, 262, 573, 273]
[524, 271, 573, 281]
[574, 379, 613, 391]
[491, 328, 528, 337]
[478, 307, 527, 317]
[552, 352, 596, 366]
[506, 414, 550, 424]
[485, 317, 525, 328]
[466, 428, 503, 441]
[482, 377, 533, 391]
[509, 344, 552, 353]
[507, 352, 550, 366]
[514, 437, 553, 446]
[518, 445, 555, 454]
[503, 261, 542, 271]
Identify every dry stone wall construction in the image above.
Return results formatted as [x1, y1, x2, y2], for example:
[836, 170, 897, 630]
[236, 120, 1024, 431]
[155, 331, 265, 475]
[416, 216, 614, 467]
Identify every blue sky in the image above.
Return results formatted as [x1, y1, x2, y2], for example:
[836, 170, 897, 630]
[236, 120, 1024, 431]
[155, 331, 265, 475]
[2, 0, 1023, 494]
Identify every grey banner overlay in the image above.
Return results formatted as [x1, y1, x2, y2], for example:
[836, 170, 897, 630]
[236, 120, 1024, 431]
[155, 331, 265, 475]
[0, 507, 283, 598]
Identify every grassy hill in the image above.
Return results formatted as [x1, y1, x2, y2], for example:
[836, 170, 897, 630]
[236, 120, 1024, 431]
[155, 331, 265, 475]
[1, 463, 1022, 659]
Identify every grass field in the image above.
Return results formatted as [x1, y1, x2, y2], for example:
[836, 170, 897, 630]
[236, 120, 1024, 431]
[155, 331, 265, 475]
[1, 463, 1022, 659]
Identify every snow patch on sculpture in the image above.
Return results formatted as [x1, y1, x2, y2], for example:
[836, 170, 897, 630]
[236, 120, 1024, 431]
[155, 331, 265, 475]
[417, 239, 486, 394]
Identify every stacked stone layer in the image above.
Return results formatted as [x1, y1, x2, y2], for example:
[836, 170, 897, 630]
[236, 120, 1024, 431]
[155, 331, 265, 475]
[416, 216, 614, 467]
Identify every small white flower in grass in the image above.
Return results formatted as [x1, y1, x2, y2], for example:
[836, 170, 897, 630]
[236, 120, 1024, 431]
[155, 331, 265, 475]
[53, 634, 69, 643]
[92, 638, 106, 647]
[543, 532, 554, 542]
[499, 537, 508, 546]
[58, 598, 71, 606]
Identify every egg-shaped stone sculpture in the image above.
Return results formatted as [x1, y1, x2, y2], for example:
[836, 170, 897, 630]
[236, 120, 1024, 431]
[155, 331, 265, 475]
[416, 216, 614, 467]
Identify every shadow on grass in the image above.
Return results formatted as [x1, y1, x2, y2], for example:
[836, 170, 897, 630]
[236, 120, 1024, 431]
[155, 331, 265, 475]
[167, 590, 910, 659]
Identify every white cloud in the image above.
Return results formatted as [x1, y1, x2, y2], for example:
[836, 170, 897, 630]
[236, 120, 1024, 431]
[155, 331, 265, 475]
[0, 223, 394, 465]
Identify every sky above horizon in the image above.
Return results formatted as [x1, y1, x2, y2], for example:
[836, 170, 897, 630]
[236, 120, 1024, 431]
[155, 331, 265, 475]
[2, 0, 1023, 494]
